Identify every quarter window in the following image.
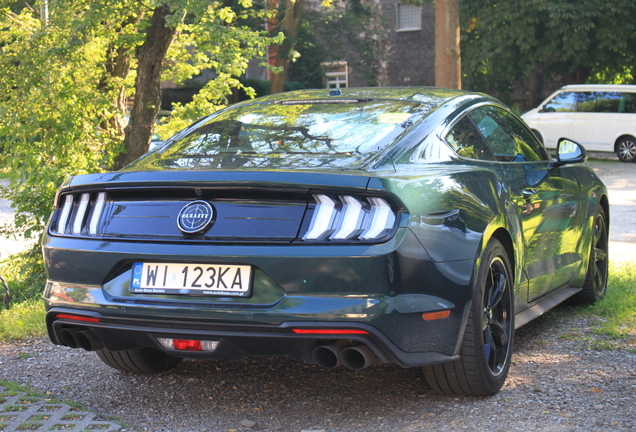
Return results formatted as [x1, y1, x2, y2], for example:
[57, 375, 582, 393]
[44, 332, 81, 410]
[469, 106, 547, 162]
[445, 116, 495, 160]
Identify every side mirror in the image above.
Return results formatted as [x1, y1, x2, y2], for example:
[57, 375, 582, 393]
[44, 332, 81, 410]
[551, 138, 587, 168]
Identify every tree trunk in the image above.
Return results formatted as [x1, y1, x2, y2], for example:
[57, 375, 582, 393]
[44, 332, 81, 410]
[99, 14, 143, 141]
[435, 0, 461, 89]
[270, 0, 305, 94]
[113, 4, 178, 170]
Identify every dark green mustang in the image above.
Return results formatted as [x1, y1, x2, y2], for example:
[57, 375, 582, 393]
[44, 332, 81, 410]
[42, 88, 608, 396]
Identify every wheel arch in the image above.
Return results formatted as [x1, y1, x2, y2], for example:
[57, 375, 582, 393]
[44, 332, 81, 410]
[490, 228, 515, 273]
[599, 193, 610, 230]
[614, 134, 636, 152]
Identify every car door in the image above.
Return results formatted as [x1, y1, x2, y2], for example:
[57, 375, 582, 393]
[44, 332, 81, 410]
[468, 105, 585, 302]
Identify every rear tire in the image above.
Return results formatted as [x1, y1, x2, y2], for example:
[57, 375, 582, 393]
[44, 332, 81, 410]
[570, 207, 609, 305]
[96, 347, 182, 374]
[424, 239, 514, 396]
[616, 136, 636, 162]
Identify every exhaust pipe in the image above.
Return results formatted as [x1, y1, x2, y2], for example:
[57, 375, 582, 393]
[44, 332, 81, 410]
[312, 341, 350, 369]
[59, 328, 83, 348]
[76, 330, 104, 351]
[340, 345, 380, 370]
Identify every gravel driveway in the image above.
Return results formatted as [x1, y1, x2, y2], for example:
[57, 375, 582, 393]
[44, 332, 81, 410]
[1, 159, 635, 432]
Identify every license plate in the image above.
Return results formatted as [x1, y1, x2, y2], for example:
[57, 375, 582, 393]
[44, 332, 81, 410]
[130, 262, 253, 297]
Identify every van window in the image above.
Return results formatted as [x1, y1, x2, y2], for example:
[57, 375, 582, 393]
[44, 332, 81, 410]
[542, 92, 577, 112]
[576, 92, 623, 113]
[620, 93, 636, 113]
[574, 91, 636, 114]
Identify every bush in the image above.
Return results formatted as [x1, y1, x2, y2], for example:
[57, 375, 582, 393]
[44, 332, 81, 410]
[0, 246, 46, 308]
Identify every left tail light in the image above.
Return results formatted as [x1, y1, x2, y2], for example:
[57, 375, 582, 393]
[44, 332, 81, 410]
[54, 192, 107, 236]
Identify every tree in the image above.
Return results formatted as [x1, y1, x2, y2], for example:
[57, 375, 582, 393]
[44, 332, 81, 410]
[0, 0, 281, 241]
[461, 0, 636, 106]
[270, 0, 306, 94]
[436, 0, 461, 89]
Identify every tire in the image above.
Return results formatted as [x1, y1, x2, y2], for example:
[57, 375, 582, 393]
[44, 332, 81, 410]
[96, 347, 182, 374]
[424, 239, 514, 396]
[616, 136, 636, 162]
[570, 207, 609, 305]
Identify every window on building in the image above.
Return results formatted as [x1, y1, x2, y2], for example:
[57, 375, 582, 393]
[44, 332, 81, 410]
[322, 61, 349, 89]
[397, 4, 422, 31]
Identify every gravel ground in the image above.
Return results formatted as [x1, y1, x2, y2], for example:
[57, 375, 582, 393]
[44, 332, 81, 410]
[1, 158, 635, 432]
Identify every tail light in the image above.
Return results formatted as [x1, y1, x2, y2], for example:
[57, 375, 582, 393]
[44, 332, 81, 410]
[54, 192, 107, 236]
[302, 194, 398, 242]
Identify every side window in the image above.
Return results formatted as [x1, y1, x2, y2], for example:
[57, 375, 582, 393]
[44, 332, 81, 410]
[445, 116, 495, 160]
[593, 92, 621, 113]
[619, 93, 636, 113]
[576, 92, 597, 112]
[469, 106, 548, 162]
[541, 92, 577, 112]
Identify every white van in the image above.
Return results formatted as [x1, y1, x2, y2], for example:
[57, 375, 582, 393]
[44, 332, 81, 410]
[521, 84, 636, 162]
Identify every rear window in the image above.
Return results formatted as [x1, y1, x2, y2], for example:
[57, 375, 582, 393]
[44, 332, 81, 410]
[137, 99, 433, 170]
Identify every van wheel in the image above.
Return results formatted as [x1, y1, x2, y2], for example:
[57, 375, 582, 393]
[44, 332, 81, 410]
[616, 136, 636, 162]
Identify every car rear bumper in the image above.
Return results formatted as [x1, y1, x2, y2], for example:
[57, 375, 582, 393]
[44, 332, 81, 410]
[42, 228, 476, 367]
[46, 307, 460, 368]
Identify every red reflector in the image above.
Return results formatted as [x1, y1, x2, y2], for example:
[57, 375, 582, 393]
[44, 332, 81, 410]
[422, 310, 451, 321]
[56, 314, 100, 323]
[291, 329, 368, 335]
[173, 339, 203, 351]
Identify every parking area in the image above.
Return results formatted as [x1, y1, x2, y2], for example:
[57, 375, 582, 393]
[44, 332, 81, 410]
[0, 158, 635, 432]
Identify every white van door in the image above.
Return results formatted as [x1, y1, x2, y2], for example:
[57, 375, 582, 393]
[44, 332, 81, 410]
[570, 92, 623, 152]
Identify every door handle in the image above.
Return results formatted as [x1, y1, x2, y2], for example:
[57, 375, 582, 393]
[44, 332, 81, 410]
[522, 189, 538, 201]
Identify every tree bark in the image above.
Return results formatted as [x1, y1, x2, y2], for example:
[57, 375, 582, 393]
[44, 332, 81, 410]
[114, 3, 178, 169]
[435, 0, 461, 89]
[99, 14, 143, 141]
[270, 0, 305, 94]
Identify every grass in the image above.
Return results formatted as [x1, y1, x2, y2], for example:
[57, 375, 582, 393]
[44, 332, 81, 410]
[0, 299, 46, 341]
[588, 261, 636, 341]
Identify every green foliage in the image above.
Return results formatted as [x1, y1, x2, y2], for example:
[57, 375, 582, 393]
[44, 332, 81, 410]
[0, 1, 282, 285]
[461, 0, 636, 101]
[287, 19, 326, 89]
[305, 0, 382, 86]
[0, 4, 124, 238]
[0, 246, 46, 305]
[0, 299, 47, 341]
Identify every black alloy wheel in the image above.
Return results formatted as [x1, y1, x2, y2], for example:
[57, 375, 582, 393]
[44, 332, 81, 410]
[616, 136, 636, 162]
[424, 239, 514, 396]
[572, 207, 609, 305]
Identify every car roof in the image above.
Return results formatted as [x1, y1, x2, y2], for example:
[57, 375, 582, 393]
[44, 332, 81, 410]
[244, 87, 473, 105]
[558, 84, 636, 92]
